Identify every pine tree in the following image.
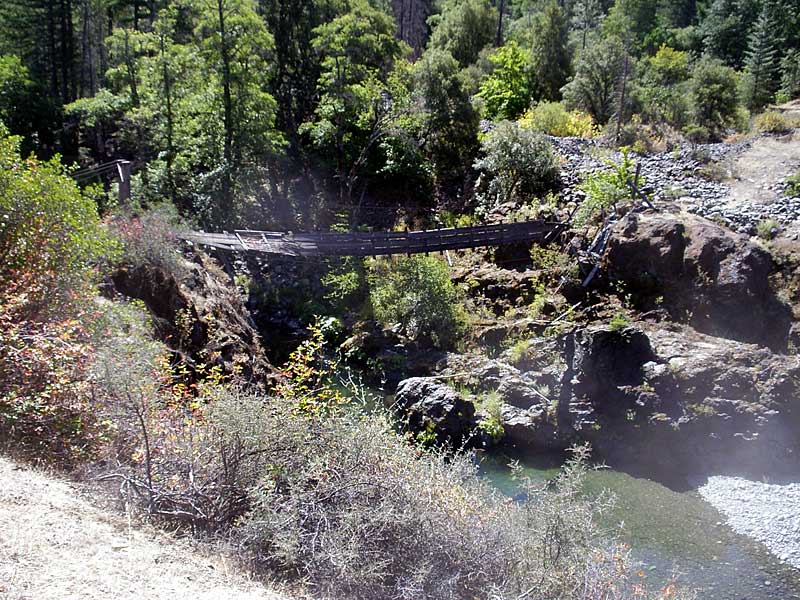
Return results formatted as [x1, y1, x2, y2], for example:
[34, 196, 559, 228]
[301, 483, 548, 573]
[528, 0, 571, 100]
[571, 0, 603, 49]
[780, 49, 800, 100]
[700, 0, 760, 68]
[741, 4, 781, 110]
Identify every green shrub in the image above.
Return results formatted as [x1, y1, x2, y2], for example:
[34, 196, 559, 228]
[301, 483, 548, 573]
[368, 255, 468, 349]
[612, 114, 657, 154]
[683, 124, 710, 146]
[636, 45, 691, 129]
[478, 41, 531, 120]
[786, 171, 800, 197]
[609, 311, 630, 331]
[113, 383, 670, 599]
[439, 210, 479, 228]
[476, 389, 505, 441]
[474, 120, 560, 211]
[575, 147, 642, 226]
[109, 203, 189, 279]
[321, 256, 368, 315]
[688, 58, 740, 139]
[0, 280, 110, 467]
[507, 337, 532, 365]
[756, 218, 781, 240]
[0, 128, 119, 466]
[520, 102, 599, 138]
[0, 127, 118, 306]
[753, 110, 792, 133]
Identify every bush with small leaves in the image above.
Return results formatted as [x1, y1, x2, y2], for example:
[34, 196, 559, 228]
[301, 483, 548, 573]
[109, 202, 190, 280]
[0, 127, 118, 313]
[0, 127, 118, 466]
[474, 120, 559, 211]
[756, 218, 781, 240]
[688, 58, 740, 139]
[520, 102, 599, 138]
[575, 147, 643, 226]
[369, 255, 468, 349]
[752, 110, 792, 134]
[786, 171, 800, 197]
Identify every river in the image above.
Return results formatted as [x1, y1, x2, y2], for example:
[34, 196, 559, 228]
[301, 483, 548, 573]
[479, 451, 800, 599]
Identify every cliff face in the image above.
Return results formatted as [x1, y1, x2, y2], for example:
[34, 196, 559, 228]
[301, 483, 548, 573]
[392, 212, 800, 480]
[112, 251, 278, 387]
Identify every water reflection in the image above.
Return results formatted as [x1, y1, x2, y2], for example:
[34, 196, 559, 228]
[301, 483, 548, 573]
[478, 451, 800, 600]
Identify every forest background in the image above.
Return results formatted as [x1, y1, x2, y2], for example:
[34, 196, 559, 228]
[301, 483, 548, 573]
[2, 0, 799, 231]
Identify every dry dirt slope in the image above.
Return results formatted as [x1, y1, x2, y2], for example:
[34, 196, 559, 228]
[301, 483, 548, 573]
[0, 456, 289, 600]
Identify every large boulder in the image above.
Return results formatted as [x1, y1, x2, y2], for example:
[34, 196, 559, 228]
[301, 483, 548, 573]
[501, 404, 562, 451]
[112, 252, 276, 385]
[559, 323, 800, 478]
[430, 349, 571, 451]
[430, 322, 799, 478]
[394, 378, 476, 447]
[603, 212, 792, 350]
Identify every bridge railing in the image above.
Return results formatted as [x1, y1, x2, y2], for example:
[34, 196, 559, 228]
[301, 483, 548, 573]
[184, 220, 566, 257]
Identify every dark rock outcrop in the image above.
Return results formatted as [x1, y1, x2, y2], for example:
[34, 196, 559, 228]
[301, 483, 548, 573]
[394, 378, 476, 447]
[451, 265, 543, 317]
[112, 252, 276, 385]
[553, 324, 798, 477]
[402, 322, 800, 479]
[604, 212, 792, 350]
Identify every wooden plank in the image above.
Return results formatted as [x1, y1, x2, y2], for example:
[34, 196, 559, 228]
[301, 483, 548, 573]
[182, 221, 566, 257]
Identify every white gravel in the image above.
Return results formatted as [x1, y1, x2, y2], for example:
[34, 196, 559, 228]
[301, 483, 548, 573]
[698, 476, 800, 569]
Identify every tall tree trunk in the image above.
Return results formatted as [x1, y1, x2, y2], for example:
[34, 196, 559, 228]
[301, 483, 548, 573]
[160, 32, 175, 204]
[496, 0, 506, 46]
[47, 0, 59, 99]
[615, 50, 629, 143]
[59, 0, 69, 102]
[101, 7, 112, 84]
[217, 0, 235, 223]
[79, 0, 88, 96]
[123, 29, 139, 106]
[66, 0, 76, 100]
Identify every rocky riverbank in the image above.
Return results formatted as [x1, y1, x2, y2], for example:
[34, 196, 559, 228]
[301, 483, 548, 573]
[392, 210, 800, 481]
[552, 132, 800, 240]
[698, 476, 800, 570]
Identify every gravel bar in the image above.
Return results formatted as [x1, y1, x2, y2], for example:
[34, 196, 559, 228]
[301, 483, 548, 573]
[698, 476, 800, 569]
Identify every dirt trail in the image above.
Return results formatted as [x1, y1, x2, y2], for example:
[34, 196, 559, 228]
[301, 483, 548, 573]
[0, 457, 291, 600]
[726, 131, 800, 237]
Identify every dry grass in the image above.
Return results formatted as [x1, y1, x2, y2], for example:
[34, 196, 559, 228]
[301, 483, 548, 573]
[0, 456, 292, 600]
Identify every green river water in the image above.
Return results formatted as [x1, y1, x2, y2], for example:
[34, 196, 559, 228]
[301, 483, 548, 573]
[478, 451, 800, 599]
[352, 380, 799, 598]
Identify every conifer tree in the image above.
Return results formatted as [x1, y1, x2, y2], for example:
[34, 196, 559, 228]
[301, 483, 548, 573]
[741, 4, 781, 110]
[701, 0, 759, 68]
[528, 0, 572, 100]
[571, 0, 603, 49]
[780, 49, 800, 100]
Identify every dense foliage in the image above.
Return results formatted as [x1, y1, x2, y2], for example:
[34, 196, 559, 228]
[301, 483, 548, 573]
[3, 2, 797, 596]
[1, 0, 798, 232]
[369, 255, 468, 349]
[0, 127, 117, 464]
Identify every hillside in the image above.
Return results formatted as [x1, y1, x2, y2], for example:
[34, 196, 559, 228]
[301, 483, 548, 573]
[0, 457, 291, 600]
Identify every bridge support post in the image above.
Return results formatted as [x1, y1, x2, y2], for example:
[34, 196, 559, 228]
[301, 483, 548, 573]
[117, 160, 132, 205]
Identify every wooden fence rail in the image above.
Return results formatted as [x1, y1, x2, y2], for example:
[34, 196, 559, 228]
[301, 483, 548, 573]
[181, 220, 566, 257]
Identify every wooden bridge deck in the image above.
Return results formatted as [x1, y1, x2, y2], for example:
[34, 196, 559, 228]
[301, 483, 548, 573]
[182, 220, 566, 257]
